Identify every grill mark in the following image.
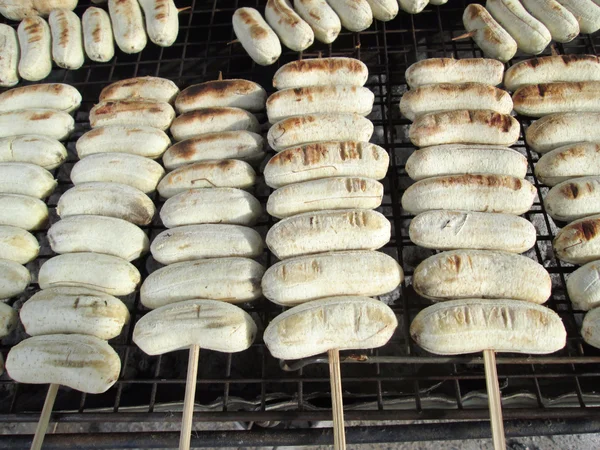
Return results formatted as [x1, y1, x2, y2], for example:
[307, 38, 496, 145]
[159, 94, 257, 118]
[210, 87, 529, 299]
[432, 174, 522, 190]
[93, 101, 168, 116]
[572, 219, 600, 241]
[280, 58, 364, 74]
[29, 112, 53, 121]
[179, 80, 257, 101]
[57, 12, 70, 47]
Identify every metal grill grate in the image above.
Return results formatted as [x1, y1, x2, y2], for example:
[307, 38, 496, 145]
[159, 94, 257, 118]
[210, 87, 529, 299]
[1, 0, 600, 447]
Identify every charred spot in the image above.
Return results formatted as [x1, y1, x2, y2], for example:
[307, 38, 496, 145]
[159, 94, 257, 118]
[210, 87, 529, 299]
[169, 142, 197, 160]
[448, 254, 462, 273]
[467, 4, 481, 20]
[527, 58, 542, 68]
[269, 0, 299, 25]
[561, 182, 580, 199]
[271, 148, 297, 165]
[309, 11, 320, 20]
[58, 14, 70, 47]
[181, 81, 254, 100]
[438, 174, 522, 190]
[488, 112, 512, 133]
[177, 108, 235, 123]
[573, 219, 600, 241]
[537, 84, 548, 97]
[92, 25, 103, 43]
[238, 10, 258, 27]
[29, 112, 53, 121]
[250, 24, 268, 39]
[557, 144, 586, 159]
[217, 159, 236, 169]
[483, 27, 503, 45]
[561, 54, 585, 65]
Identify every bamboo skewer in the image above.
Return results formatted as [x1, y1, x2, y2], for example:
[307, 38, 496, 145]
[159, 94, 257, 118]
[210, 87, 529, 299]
[30, 383, 59, 450]
[328, 348, 346, 450]
[483, 349, 506, 450]
[179, 345, 200, 450]
[452, 30, 476, 41]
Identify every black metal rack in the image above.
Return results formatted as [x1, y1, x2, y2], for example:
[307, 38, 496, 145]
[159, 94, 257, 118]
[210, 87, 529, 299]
[1, 0, 600, 447]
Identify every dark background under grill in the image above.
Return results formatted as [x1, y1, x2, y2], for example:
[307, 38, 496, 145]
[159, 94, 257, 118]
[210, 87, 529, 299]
[1, 0, 600, 447]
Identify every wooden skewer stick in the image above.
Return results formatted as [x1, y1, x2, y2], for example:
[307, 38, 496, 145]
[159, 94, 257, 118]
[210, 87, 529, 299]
[179, 345, 200, 450]
[328, 348, 346, 450]
[30, 383, 59, 450]
[177, 6, 192, 13]
[218, 71, 223, 81]
[227, 39, 240, 45]
[550, 45, 559, 56]
[483, 349, 506, 450]
[452, 30, 476, 41]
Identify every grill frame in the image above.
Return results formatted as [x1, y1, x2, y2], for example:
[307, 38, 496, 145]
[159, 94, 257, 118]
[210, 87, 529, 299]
[1, 0, 600, 446]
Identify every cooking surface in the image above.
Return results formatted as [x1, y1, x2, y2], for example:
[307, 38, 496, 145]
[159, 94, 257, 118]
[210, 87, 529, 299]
[1, 0, 600, 446]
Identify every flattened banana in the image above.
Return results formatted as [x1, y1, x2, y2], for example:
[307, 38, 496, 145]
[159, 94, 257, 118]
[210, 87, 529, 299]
[409, 110, 520, 147]
[266, 85, 374, 123]
[406, 144, 528, 180]
[526, 112, 600, 153]
[409, 210, 536, 253]
[262, 251, 402, 306]
[0, 83, 81, 113]
[545, 176, 600, 221]
[0, 225, 39, 264]
[266, 209, 391, 259]
[133, 300, 257, 355]
[89, 101, 175, 131]
[0, 194, 48, 231]
[0, 24, 19, 88]
[170, 107, 260, 141]
[70, 153, 165, 194]
[553, 214, 600, 264]
[100, 77, 179, 103]
[267, 177, 383, 218]
[0, 109, 74, 141]
[38, 252, 141, 296]
[175, 80, 266, 114]
[157, 160, 256, 198]
[535, 142, 600, 186]
[401, 174, 536, 215]
[0, 136, 66, 170]
[272, 58, 368, 90]
[76, 125, 171, 159]
[405, 58, 504, 89]
[151, 225, 264, 264]
[267, 113, 374, 151]
[400, 83, 513, 121]
[48, 215, 149, 261]
[412, 250, 551, 304]
[57, 182, 155, 226]
[410, 299, 566, 355]
[504, 55, 600, 91]
[567, 260, 600, 310]
[162, 131, 265, 170]
[264, 296, 397, 359]
[21, 287, 130, 339]
[582, 307, 600, 348]
[0, 259, 30, 299]
[140, 258, 264, 308]
[264, 141, 389, 188]
[82, 6, 114, 63]
[6, 334, 121, 394]
[160, 188, 262, 228]
[0, 163, 56, 199]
